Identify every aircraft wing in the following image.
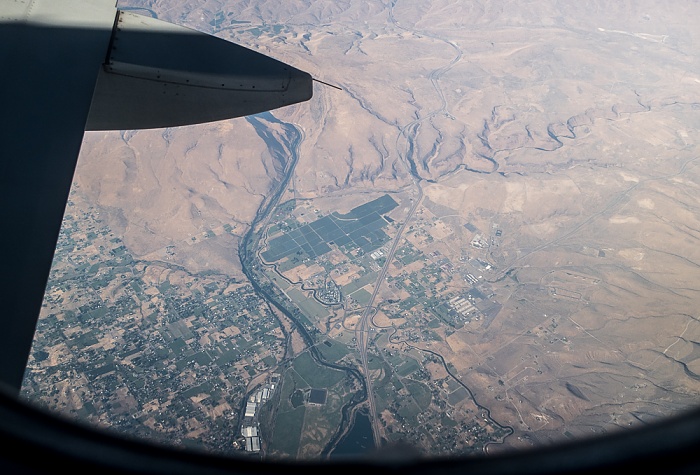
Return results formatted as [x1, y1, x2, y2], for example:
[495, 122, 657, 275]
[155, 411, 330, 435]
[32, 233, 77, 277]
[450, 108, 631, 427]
[0, 0, 312, 392]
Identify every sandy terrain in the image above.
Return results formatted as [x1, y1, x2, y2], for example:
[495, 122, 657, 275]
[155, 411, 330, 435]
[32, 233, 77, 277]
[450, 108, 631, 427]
[28, 0, 700, 459]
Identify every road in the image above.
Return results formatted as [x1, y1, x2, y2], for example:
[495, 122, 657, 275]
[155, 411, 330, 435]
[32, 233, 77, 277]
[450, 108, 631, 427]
[354, 182, 422, 447]
[353, 0, 466, 448]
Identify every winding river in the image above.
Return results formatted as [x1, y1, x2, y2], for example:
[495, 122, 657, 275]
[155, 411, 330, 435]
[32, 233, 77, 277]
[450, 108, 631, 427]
[237, 112, 368, 457]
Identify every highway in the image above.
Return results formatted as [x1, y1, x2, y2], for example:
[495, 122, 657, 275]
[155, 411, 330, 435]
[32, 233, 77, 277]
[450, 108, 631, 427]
[354, 181, 423, 447]
[352, 0, 467, 448]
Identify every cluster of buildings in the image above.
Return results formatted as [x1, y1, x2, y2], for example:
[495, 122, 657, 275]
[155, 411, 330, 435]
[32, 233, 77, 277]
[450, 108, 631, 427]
[448, 295, 477, 319]
[370, 248, 386, 260]
[240, 375, 279, 453]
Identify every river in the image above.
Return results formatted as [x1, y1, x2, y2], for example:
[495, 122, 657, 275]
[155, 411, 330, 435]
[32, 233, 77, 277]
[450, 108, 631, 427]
[238, 112, 368, 457]
[328, 410, 376, 459]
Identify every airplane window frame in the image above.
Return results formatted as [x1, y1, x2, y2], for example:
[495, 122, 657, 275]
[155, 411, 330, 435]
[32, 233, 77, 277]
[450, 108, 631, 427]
[3, 384, 700, 474]
[5, 1, 700, 472]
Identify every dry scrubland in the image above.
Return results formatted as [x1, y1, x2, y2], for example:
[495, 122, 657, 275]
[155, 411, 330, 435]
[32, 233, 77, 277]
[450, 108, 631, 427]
[66, 0, 700, 452]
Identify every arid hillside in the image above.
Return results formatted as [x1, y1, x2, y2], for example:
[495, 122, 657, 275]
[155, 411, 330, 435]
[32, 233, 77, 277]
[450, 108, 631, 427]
[32, 0, 700, 457]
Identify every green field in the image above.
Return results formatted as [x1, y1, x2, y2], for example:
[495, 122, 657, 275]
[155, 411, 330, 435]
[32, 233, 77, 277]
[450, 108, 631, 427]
[287, 288, 329, 322]
[341, 272, 377, 295]
[396, 358, 420, 377]
[270, 406, 306, 457]
[405, 379, 432, 411]
[317, 339, 350, 363]
[350, 288, 372, 306]
[262, 194, 398, 262]
[292, 351, 345, 388]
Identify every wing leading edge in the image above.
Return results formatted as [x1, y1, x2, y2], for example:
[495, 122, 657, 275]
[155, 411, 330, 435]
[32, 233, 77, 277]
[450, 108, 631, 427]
[87, 10, 312, 130]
